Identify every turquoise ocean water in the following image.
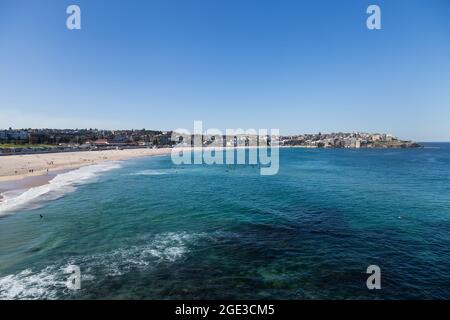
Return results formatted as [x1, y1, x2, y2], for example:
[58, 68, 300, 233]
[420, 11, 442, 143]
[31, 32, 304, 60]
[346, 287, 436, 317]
[0, 144, 449, 299]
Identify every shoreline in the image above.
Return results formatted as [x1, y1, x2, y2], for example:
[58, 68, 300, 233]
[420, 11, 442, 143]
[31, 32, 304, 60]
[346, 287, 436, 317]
[0, 171, 64, 203]
[0, 148, 171, 209]
[0, 144, 425, 196]
[0, 143, 426, 181]
[0, 146, 267, 195]
[0, 148, 172, 184]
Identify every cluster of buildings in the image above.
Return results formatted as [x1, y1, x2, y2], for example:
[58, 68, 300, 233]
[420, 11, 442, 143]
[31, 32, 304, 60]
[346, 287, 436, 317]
[0, 128, 174, 152]
[280, 132, 420, 148]
[174, 134, 270, 148]
[174, 131, 420, 149]
[0, 129, 30, 141]
[0, 128, 420, 154]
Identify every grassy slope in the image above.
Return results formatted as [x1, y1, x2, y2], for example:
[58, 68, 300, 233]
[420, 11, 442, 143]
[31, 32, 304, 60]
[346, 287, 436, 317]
[0, 144, 56, 148]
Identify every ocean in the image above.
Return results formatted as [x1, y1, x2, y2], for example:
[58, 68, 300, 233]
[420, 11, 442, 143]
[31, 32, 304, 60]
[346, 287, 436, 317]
[1, 144, 449, 299]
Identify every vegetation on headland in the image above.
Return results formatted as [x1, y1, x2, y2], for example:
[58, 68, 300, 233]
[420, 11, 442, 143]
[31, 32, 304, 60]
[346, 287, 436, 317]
[280, 132, 422, 148]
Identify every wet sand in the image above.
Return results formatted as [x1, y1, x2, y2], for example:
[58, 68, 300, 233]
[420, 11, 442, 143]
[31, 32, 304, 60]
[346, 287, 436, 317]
[0, 170, 68, 204]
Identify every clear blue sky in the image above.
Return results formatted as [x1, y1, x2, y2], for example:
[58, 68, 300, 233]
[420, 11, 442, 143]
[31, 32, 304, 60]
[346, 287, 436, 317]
[1, 0, 449, 141]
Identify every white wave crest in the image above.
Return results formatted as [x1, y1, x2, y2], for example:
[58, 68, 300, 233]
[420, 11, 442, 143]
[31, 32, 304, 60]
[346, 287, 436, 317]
[0, 266, 66, 300]
[0, 232, 204, 299]
[0, 162, 122, 215]
[74, 232, 204, 277]
[130, 169, 171, 176]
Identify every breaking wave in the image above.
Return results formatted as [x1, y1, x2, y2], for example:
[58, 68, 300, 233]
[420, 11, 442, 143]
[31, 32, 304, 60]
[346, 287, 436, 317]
[72, 232, 205, 277]
[0, 266, 68, 300]
[0, 162, 122, 215]
[130, 169, 174, 176]
[0, 232, 204, 300]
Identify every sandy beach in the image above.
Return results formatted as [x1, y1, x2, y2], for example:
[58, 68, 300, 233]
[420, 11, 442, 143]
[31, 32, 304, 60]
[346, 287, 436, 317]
[0, 148, 172, 183]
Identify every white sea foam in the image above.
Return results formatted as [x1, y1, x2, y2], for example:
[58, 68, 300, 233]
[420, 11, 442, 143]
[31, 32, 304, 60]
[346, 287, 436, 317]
[0, 162, 122, 215]
[0, 266, 66, 300]
[130, 167, 199, 176]
[74, 232, 204, 277]
[130, 169, 172, 176]
[0, 232, 204, 299]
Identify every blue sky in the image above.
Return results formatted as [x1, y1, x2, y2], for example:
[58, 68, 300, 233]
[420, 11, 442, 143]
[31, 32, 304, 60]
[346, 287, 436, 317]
[0, 0, 449, 141]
